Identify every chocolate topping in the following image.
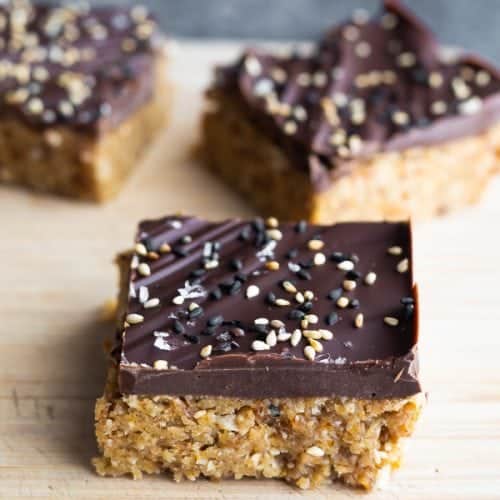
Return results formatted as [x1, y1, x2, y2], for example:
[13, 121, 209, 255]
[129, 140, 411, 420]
[117, 215, 420, 399]
[213, 0, 500, 191]
[0, 2, 162, 135]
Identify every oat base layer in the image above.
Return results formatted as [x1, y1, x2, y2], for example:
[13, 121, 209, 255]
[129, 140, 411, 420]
[94, 366, 423, 490]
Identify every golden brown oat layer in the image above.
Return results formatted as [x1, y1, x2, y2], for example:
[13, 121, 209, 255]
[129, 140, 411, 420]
[94, 365, 423, 490]
[0, 54, 169, 202]
[202, 94, 500, 223]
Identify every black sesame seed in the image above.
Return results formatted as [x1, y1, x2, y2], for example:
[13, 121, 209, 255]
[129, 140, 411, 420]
[346, 270, 361, 280]
[207, 315, 224, 327]
[300, 301, 313, 312]
[230, 258, 243, 271]
[299, 260, 314, 269]
[286, 248, 299, 259]
[266, 292, 276, 304]
[349, 253, 360, 264]
[229, 280, 242, 295]
[189, 307, 203, 319]
[184, 334, 199, 344]
[403, 304, 415, 319]
[239, 227, 251, 241]
[173, 246, 188, 257]
[173, 320, 185, 334]
[330, 252, 347, 263]
[234, 272, 247, 282]
[190, 268, 206, 278]
[328, 288, 343, 301]
[295, 220, 308, 233]
[209, 287, 222, 301]
[349, 298, 360, 309]
[289, 309, 305, 320]
[213, 241, 221, 251]
[201, 329, 215, 336]
[400, 297, 415, 305]
[252, 218, 265, 232]
[326, 312, 339, 326]
[252, 324, 268, 335]
[297, 269, 312, 280]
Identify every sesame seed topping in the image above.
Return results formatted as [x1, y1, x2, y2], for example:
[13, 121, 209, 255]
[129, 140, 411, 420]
[144, 298, 160, 309]
[387, 246, 402, 256]
[354, 313, 364, 328]
[200, 345, 213, 358]
[337, 260, 355, 271]
[246, 285, 260, 299]
[384, 316, 399, 327]
[343, 279, 357, 291]
[431, 100, 447, 115]
[397, 258, 409, 273]
[137, 262, 151, 277]
[283, 120, 298, 135]
[309, 338, 323, 353]
[254, 317, 269, 326]
[265, 261, 280, 271]
[319, 329, 334, 341]
[153, 360, 168, 370]
[313, 252, 326, 266]
[336, 296, 350, 308]
[307, 239, 324, 251]
[291, 329, 302, 346]
[355, 41, 371, 58]
[245, 56, 262, 76]
[458, 96, 482, 115]
[172, 295, 184, 305]
[304, 345, 316, 361]
[266, 330, 277, 346]
[252, 340, 271, 351]
[364, 272, 377, 286]
[126, 313, 144, 324]
[266, 228, 283, 241]
[135, 242, 147, 256]
[275, 298, 291, 307]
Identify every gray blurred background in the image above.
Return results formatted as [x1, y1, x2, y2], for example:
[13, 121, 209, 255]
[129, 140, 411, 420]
[82, 0, 499, 62]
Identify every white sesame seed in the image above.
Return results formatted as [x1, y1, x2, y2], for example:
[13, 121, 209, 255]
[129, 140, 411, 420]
[138, 286, 149, 303]
[384, 316, 399, 327]
[266, 229, 283, 241]
[336, 296, 349, 308]
[355, 41, 371, 58]
[305, 314, 319, 324]
[428, 71, 444, 88]
[283, 120, 298, 135]
[391, 110, 410, 126]
[301, 318, 309, 329]
[295, 292, 305, 304]
[277, 331, 292, 342]
[381, 12, 398, 29]
[266, 330, 277, 347]
[153, 360, 168, 370]
[144, 298, 160, 309]
[266, 216, 279, 228]
[431, 100, 447, 115]
[319, 329, 334, 341]
[291, 329, 302, 346]
[135, 243, 147, 256]
[387, 246, 402, 256]
[304, 345, 316, 361]
[458, 96, 482, 115]
[137, 262, 151, 277]
[476, 70, 491, 87]
[282, 280, 297, 293]
[354, 313, 364, 329]
[306, 446, 325, 457]
[452, 77, 471, 99]
[308, 239, 324, 251]
[252, 340, 271, 351]
[343, 25, 360, 42]
[200, 345, 212, 358]
[397, 51, 416, 68]
[313, 252, 327, 266]
[275, 298, 291, 307]
[160, 243, 171, 253]
[246, 285, 260, 299]
[204, 259, 219, 270]
[303, 330, 322, 340]
[126, 313, 144, 324]
[304, 290, 314, 301]
[365, 271, 377, 286]
[271, 319, 285, 329]
[343, 279, 357, 291]
[245, 56, 262, 77]
[309, 339, 323, 353]
[189, 302, 199, 311]
[172, 295, 184, 305]
[254, 317, 269, 326]
[397, 258, 409, 273]
[337, 260, 355, 271]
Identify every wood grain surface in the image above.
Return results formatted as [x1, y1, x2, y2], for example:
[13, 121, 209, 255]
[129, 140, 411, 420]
[1, 42, 499, 500]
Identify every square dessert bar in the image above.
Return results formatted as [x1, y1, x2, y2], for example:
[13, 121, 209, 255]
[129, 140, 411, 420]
[203, 0, 500, 223]
[0, 2, 169, 201]
[94, 215, 424, 490]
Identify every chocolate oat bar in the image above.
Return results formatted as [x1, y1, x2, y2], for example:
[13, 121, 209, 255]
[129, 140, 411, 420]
[0, 2, 169, 201]
[203, 0, 500, 222]
[94, 215, 424, 490]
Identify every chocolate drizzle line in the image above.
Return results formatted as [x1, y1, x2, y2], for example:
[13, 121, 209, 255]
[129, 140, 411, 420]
[117, 215, 421, 399]
[0, 2, 162, 135]
[213, 0, 500, 192]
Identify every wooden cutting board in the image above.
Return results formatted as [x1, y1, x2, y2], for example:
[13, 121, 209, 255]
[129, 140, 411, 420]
[1, 41, 499, 500]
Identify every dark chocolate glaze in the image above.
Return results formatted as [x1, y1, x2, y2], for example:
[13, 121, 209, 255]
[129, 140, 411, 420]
[117, 215, 420, 399]
[213, 0, 500, 191]
[0, 2, 162, 135]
